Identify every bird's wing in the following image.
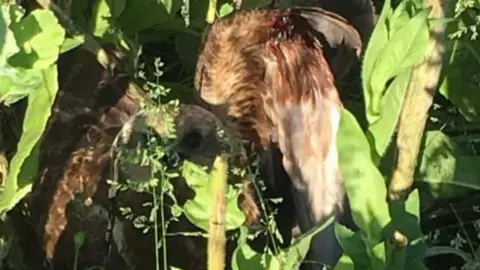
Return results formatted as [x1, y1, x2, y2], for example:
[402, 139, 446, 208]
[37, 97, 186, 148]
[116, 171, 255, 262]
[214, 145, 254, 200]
[295, 7, 362, 51]
[293, 7, 363, 80]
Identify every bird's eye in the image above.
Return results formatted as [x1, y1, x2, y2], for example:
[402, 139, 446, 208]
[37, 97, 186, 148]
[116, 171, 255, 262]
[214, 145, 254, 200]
[181, 129, 203, 151]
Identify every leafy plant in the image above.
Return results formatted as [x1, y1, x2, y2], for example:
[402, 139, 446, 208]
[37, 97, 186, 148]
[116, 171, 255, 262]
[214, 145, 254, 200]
[0, 0, 480, 269]
[0, 4, 64, 215]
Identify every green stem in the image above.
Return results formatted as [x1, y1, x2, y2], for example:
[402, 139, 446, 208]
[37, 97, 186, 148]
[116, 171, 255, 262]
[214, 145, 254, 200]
[207, 155, 228, 270]
[158, 169, 168, 270]
[206, 0, 217, 24]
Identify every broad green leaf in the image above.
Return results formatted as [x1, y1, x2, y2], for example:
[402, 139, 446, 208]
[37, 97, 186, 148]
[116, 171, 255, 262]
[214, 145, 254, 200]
[334, 223, 370, 269]
[0, 5, 6, 55]
[232, 243, 265, 270]
[371, 242, 387, 270]
[181, 161, 246, 232]
[232, 226, 281, 270]
[116, 0, 171, 33]
[366, 69, 411, 161]
[388, 1, 410, 36]
[438, 1, 480, 121]
[8, 9, 65, 69]
[408, 0, 427, 9]
[282, 216, 335, 269]
[0, 65, 59, 214]
[161, 0, 173, 14]
[219, 3, 234, 18]
[415, 131, 480, 199]
[439, 38, 480, 121]
[333, 254, 355, 270]
[0, 68, 43, 105]
[90, 0, 126, 38]
[388, 190, 426, 269]
[107, 0, 127, 19]
[385, 239, 406, 270]
[90, 0, 111, 38]
[369, 7, 431, 116]
[70, 0, 90, 30]
[183, 183, 246, 231]
[0, 4, 23, 64]
[116, 34, 141, 74]
[232, 216, 335, 270]
[187, 0, 210, 29]
[174, 33, 201, 75]
[337, 109, 391, 245]
[59, 35, 85, 54]
[181, 160, 209, 187]
[362, 0, 391, 123]
[0, 4, 43, 105]
[240, 248, 281, 270]
[389, 190, 422, 240]
[241, 0, 270, 9]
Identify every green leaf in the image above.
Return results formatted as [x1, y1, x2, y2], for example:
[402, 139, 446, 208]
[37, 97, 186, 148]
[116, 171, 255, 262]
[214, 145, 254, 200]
[181, 160, 209, 187]
[337, 109, 391, 246]
[415, 131, 480, 199]
[0, 4, 23, 64]
[366, 69, 411, 161]
[8, 9, 65, 69]
[388, 1, 410, 36]
[116, 0, 171, 33]
[282, 216, 335, 269]
[160, 0, 173, 14]
[371, 242, 387, 269]
[0, 65, 59, 214]
[181, 161, 246, 232]
[241, 0, 270, 9]
[232, 226, 281, 270]
[232, 216, 336, 270]
[232, 242, 265, 270]
[233, 245, 281, 270]
[219, 3, 234, 18]
[89, 0, 126, 38]
[333, 254, 355, 270]
[439, 39, 480, 121]
[362, 0, 391, 123]
[389, 190, 422, 240]
[90, 0, 111, 38]
[334, 223, 370, 269]
[174, 33, 201, 75]
[388, 190, 426, 269]
[438, 0, 480, 122]
[70, 0, 90, 30]
[0, 4, 43, 105]
[369, 7, 431, 118]
[59, 35, 85, 54]
[0, 68, 43, 105]
[385, 239, 406, 270]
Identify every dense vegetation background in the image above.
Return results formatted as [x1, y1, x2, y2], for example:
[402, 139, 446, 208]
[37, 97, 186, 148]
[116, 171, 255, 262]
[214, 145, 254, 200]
[1, 0, 480, 269]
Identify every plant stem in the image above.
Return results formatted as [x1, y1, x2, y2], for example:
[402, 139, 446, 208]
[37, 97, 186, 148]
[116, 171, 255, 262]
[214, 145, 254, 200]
[207, 154, 228, 270]
[388, 0, 445, 201]
[153, 186, 161, 270]
[157, 153, 168, 270]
